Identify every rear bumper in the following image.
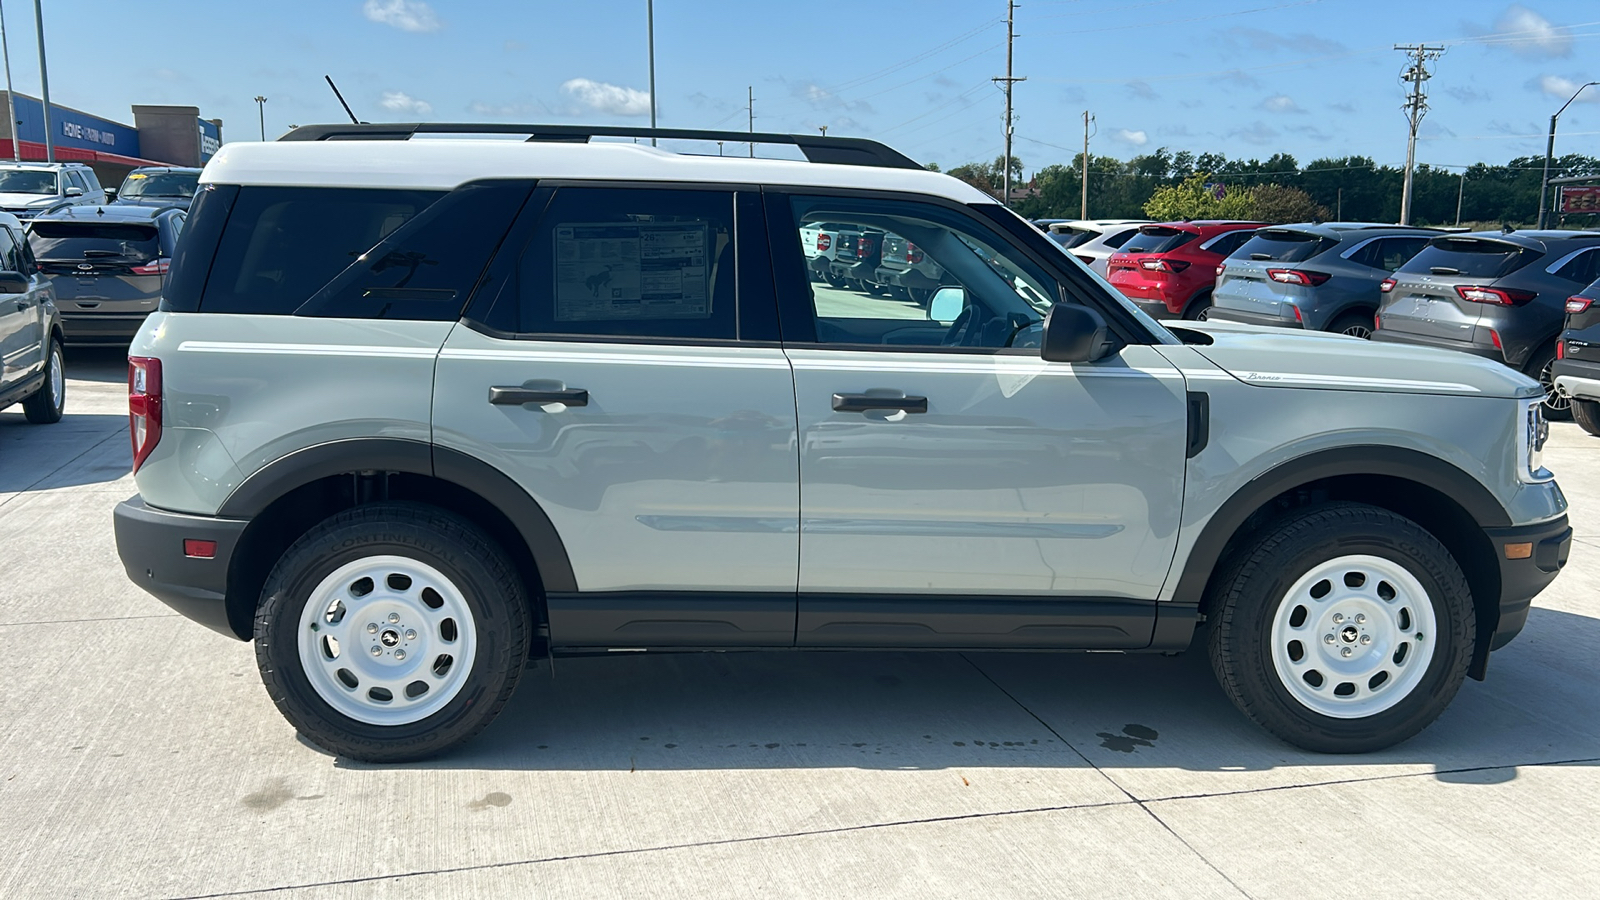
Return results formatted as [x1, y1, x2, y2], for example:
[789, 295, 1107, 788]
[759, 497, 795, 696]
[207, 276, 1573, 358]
[60, 312, 149, 343]
[1129, 297, 1178, 319]
[1552, 359, 1600, 401]
[1481, 515, 1572, 657]
[1206, 306, 1302, 329]
[1370, 328, 1505, 363]
[873, 266, 940, 291]
[113, 495, 249, 640]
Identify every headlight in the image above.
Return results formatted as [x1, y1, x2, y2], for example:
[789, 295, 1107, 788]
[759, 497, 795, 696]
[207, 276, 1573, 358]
[1517, 398, 1552, 483]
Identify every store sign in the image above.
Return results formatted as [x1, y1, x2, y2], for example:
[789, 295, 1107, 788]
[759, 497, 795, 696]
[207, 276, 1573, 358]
[197, 118, 221, 162]
[1559, 185, 1600, 215]
[9, 92, 141, 157]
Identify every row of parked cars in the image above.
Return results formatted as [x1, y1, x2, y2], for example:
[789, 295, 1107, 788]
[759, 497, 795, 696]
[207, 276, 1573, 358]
[0, 160, 198, 345]
[1032, 217, 1600, 423]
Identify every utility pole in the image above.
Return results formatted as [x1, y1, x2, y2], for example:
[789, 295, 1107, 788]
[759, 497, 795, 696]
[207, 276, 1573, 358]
[1537, 81, 1599, 229]
[1456, 172, 1465, 226]
[747, 85, 754, 158]
[646, 0, 656, 146]
[0, 0, 16, 161]
[254, 96, 267, 141]
[992, 0, 1025, 207]
[32, 0, 51, 162]
[1081, 110, 1093, 219]
[1394, 44, 1443, 226]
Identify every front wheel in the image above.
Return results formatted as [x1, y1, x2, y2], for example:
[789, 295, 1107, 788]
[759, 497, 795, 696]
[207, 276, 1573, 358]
[21, 337, 64, 424]
[254, 503, 530, 762]
[1207, 503, 1473, 753]
[1573, 398, 1600, 437]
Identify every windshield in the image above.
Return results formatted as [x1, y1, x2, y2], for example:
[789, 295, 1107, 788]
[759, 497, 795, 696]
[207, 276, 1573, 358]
[0, 170, 58, 195]
[119, 171, 198, 200]
[1398, 238, 1537, 279]
[28, 222, 160, 262]
[1234, 229, 1337, 263]
[1120, 227, 1195, 255]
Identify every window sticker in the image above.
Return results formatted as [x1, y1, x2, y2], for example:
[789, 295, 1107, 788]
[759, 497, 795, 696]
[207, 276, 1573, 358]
[554, 221, 710, 321]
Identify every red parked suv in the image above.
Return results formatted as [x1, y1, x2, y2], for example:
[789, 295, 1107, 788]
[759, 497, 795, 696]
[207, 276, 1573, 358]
[1107, 220, 1263, 319]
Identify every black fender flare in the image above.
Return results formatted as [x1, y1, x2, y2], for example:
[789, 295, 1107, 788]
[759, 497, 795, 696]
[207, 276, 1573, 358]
[219, 438, 577, 593]
[1172, 445, 1509, 607]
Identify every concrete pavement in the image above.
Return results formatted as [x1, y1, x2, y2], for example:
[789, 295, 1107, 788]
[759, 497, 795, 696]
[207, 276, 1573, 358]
[0, 346, 1595, 899]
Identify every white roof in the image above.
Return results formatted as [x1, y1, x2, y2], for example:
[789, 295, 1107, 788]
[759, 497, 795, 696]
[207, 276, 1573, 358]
[1048, 219, 1151, 233]
[200, 139, 997, 205]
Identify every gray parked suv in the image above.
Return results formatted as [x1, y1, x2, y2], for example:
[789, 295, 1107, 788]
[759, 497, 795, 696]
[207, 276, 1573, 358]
[1373, 229, 1600, 417]
[1553, 276, 1600, 435]
[1210, 223, 1436, 338]
[0, 210, 65, 423]
[30, 205, 185, 344]
[112, 124, 1570, 762]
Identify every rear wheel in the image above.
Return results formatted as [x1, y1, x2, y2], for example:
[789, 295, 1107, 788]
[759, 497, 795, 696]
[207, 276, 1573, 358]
[1184, 291, 1212, 321]
[254, 503, 530, 762]
[21, 337, 64, 424]
[1207, 503, 1473, 753]
[1329, 310, 1376, 340]
[1526, 345, 1571, 421]
[1573, 398, 1600, 437]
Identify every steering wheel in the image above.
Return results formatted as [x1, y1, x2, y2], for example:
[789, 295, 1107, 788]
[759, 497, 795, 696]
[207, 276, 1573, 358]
[940, 305, 975, 347]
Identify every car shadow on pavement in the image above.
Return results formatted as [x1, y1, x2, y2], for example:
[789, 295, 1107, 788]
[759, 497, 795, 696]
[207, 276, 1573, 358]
[62, 346, 132, 383]
[332, 605, 1600, 783]
[0, 413, 130, 492]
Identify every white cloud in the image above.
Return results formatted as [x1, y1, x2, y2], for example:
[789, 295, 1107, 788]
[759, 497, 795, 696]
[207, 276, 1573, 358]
[1125, 81, 1158, 101]
[469, 101, 542, 117]
[363, 0, 440, 32]
[380, 91, 432, 115]
[561, 78, 652, 117]
[1538, 75, 1600, 103]
[1228, 122, 1280, 146]
[1110, 129, 1148, 146]
[1260, 94, 1303, 114]
[1494, 5, 1571, 58]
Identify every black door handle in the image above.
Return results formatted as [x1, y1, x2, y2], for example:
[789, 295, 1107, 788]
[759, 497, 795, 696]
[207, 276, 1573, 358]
[488, 386, 589, 407]
[14, 301, 25, 311]
[832, 393, 928, 414]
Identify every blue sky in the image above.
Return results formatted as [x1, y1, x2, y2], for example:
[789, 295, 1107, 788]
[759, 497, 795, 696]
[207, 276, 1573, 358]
[7, 0, 1597, 175]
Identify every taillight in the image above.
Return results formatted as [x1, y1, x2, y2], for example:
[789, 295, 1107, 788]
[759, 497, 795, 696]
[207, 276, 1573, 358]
[129, 259, 170, 276]
[128, 356, 162, 472]
[816, 233, 831, 252]
[858, 235, 876, 256]
[1215, 263, 1226, 277]
[1567, 296, 1594, 314]
[1267, 268, 1330, 286]
[907, 242, 923, 264]
[1489, 330, 1502, 350]
[1456, 285, 1537, 306]
[1292, 305, 1303, 323]
[1074, 254, 1093, 265]
[1380, 278, 1396, 293]
[1557, 341, 1565, 360]
[1139, 258, 1189, 273]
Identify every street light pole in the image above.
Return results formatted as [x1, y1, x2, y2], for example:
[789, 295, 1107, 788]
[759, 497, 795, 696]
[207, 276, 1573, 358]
[0, 0, 16, 161]
[646, 0, 656, 146]
[254, 96, 267, 141]
[1537, 81, 1599, 229]
[32, 0, 51, 162]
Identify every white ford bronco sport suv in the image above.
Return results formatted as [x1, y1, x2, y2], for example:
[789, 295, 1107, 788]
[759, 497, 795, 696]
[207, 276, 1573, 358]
[113, 124, 1571, 762]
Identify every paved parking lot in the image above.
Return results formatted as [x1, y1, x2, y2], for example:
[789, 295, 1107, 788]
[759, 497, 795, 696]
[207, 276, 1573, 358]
[2, 347, 1597, 899]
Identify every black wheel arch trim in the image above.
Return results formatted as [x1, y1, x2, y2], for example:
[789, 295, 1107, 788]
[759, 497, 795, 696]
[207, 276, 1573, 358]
[1172, 445, 1511, 608]
[218, 438, 578, 594]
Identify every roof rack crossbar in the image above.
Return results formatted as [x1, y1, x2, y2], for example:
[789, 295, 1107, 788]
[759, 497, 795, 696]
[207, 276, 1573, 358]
[277, 123, 923, 170]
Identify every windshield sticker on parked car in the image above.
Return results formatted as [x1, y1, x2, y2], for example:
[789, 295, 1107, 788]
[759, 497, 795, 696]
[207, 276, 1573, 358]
[554, 221, 711, 321]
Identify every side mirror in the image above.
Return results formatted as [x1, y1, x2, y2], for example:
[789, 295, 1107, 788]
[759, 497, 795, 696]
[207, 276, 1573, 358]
[1041, 303, 1114, 363]
[928, 286, 965, 324]
[0, 271, 29, 294]
[64, 186, 83, 197]
[104, 188, 118, 201]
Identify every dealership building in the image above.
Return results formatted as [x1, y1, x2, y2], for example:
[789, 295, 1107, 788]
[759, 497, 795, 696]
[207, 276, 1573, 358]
[0, 90, 221, 189]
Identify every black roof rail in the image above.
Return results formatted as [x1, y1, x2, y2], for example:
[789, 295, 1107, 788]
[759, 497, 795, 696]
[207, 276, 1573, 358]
[276, 123, 924, 171]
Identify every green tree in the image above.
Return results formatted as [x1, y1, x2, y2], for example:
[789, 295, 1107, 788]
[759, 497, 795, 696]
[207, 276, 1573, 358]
[1143, 172, 1255, 220]
[1247, 183, 1329, 224]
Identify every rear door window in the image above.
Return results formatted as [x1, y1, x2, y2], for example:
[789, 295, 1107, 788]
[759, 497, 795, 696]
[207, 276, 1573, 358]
[1120, 227, 1195, 254]
[0, 227, 19, 272]
[1399, 238, 1538, 279]
[29, 221, 160, 267]
[1551, 248, 1600, 285]
[1234, 229, 1334, 263]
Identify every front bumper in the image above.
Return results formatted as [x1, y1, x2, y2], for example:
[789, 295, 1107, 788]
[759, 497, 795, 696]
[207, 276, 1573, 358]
[113, 496, 249, 639]
[1552, 358, 1600, 402]
[1478, 515, 1571, 669]
[1370, 328, 1505, 363]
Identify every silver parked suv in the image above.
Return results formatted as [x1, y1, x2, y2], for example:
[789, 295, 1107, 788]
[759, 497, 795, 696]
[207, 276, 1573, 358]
[1210, 223, 1436, 338]
[113, 125, 1571, 762]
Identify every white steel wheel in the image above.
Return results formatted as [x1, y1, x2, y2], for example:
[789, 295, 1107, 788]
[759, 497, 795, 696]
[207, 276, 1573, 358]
[1269, 554, 1438, 719]
[296, 555, 478, 726]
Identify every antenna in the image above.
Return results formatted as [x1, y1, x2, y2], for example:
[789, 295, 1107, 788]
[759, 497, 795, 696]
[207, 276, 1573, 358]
[325, 75, 361, 125]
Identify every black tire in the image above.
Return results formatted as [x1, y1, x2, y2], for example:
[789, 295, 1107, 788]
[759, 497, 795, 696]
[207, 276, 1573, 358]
[1328, 309, 1376, 340]
[1525, 344, 1571, 421]
[1573, 398, 1600, 437]
[908, 287, 934, 307]
[254, 502, 531, 762]
[1183, 290, 1212, 321]
[21, 336, 64, 424]
[1206, 503, 1474, 753]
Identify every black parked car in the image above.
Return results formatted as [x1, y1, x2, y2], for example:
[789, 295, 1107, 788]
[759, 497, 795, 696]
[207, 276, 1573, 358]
[108, 166, 201, 209]
[1554, 276, 1600, 436]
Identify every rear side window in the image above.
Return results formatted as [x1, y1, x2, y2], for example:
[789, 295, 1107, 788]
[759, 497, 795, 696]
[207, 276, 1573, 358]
[199, 187, 445, 314]
[1202, 229, 1255, 258]
[1051, 229, 1095, 249]
[500, 186, 736, 341]
[1120, 227, 1195, 254]
[0, 227, 19, 272]
[29, 221, 160, 263]
[1550, 248, 1600, 285]
[1102, 228, 1139, 249]
[1400, 238, 1538, 279]
[1234, 230, 1336, 263]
